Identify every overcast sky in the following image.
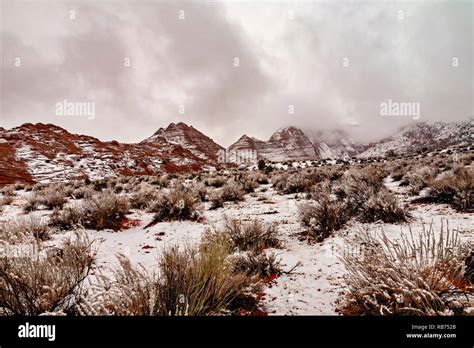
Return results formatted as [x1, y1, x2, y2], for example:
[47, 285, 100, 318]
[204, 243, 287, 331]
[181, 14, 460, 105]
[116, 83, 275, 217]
[1, 0, 472, 147]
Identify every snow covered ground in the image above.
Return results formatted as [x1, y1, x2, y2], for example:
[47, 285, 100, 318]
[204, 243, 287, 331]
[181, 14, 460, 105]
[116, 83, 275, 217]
[2, 171, 471, 315]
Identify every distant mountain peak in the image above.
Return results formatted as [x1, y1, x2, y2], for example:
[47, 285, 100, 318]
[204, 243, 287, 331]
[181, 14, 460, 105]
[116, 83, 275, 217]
[143, 122, 223, 161]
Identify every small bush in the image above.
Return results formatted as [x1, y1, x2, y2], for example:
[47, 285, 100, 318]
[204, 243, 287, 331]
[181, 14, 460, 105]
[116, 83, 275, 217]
[79, 241, 259, 316]
[23, 194, 42, 213]
[130, 184, 160, 209]
[209, 183, 245, 210]
[299, 191, 350, 241]
[49, 204, 85, 230]
[232, 251, 282, 278]
[78, 255, 160, 315]
[82, 191, 130, 230]
[358, 189, 410, 224]
[0, 215, 50, 244]
[158, 243, 256, 315]
[145, 187, 202, 223]
[0, 196, 14, 212]
[203, 217, 281, 254]
[400, 166, 437, 195]
[22, 187, 68, 212]
[0, 232, 95, 315]
[1, 186, 15, 196]
[71, 186, 94, 199]
[239, 175, 259, 193]
[273, 172, 312, 194]
[204, 176, 227, 188]
[339, 223, 472, 315]
[424, 167, 473, 212]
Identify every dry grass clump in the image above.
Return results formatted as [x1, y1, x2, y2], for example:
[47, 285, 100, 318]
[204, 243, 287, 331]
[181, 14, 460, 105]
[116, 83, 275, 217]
[400, 166, 437, 195]
[145, 186, 202, 223]
[0, 195, 14, 212]
[345, 166, 386, 192]
[0, 215, 50, 244]
[203, 217, 281, 254]
[299, 189, 350, 241]
[0, 232, 95, 315]
[358, 189, 410, 224]
[49, 204, 85, 230]
[209, 182, 245, 209]
[232, 252, 282, 278]
[79, 242, 258, 316]
[238, 174, 260, 193]
[338, 223, 472, 316]
[71, 186, 94, 199]
[22, 186, 68, 212]
[423, 167, 473, 212]
[272, 172, 313, 194]
[248, 172, 269, 185]
[1, 186, 15, 196]
[130, 183, 160, 209]
[158, 243, 256, 315]
[344, 167, 409, 223]
[78, 255, 160, 315]
[82, 191, 130, 230]
[204, 175, 227, 188]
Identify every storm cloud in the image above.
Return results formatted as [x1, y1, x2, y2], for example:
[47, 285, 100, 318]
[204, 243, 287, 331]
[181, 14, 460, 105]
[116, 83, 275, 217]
[1, 0, 472, 146]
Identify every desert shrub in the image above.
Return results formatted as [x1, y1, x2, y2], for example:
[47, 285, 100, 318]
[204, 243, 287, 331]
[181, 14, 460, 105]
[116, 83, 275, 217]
[145, 187, 202, 222]
[148, 174, 171, 188]
[249, 172, 269, 185]
[79, 241, 259, 316]
[13, 183, 25, 191]
[239, 175, 259, 193]
[221, 182, 245, 202]
[0, 232, 95, 315]
[192, 182, 209, 202]
[424, 167, 473, 212]
[22, 187, 68, 211]
[0, 195, 14, 210]
[49, 204, 85, 230]
[0, 215, 50, 244]
[357, 189, 409, 224]
[203, 217, 281, 254]
[1, 186, 15, 196]
[345, 166, 386, 193]
[299, 191, 350, 241]
[460, 153, 473, 166]
[342, 166, 409, 223]
[232, 251, 282, 278]
[339, 223, 472, 315]
[71, 186, 94, 199]
[271, 172, 290, 192]
[130, 183, 160, 209]
[400, 166, 437, 195]
[158, 243, 256, 315]
[209, 182, 245, 210]
[273, 172, 312, 194]
[204, 176, 227, 188]
[82, 191, 130, 230]
[387, 160, 411, 181]
[92, 178, 108, 191]
[42, 188, 68, 209]
[78, 255, 160, 315]
[209, 190, 224, 210]
[23, 193, 43, 213]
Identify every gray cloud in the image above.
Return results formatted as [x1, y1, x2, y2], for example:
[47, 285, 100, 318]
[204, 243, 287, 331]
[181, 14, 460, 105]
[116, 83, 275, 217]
[1, 0, 472, 146]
